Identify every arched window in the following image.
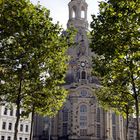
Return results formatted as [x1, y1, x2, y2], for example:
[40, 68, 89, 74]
[81, 6, 85, 18]
[7, 136, 11, 140]
[79, 105, 87, 131]
[20, 124, 23, 132]
[4, 107, 8, 115]
[81, 71, 86, 79]
[80, 105, 87, 113]
[72, 6, 76, 18]
[10, 109, 13, 116]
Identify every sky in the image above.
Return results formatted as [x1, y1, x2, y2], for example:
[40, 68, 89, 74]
[30, 0, 102, 29]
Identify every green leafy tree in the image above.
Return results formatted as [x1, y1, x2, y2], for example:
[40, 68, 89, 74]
[95, 85, 134, 140]
[90, 0, 140, 139]
[0, 0, 74, 140]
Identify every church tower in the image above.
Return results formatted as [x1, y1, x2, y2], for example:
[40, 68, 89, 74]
[51, 1, 125, 140]
[67, 0, 88, 29]
[66, 0, 92, 84]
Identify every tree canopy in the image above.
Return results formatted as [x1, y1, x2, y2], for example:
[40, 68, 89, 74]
[90, 0, 140, 139]
[0, 0, 75, 139]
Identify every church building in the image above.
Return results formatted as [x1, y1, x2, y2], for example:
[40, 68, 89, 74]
[50, 0, 125, 140]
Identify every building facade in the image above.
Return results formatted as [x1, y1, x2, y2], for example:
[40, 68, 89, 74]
[50, 0, 125, 140]
[0, 105, 31, 140]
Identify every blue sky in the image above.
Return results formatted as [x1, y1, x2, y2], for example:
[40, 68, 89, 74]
[30, 0, 102, 29]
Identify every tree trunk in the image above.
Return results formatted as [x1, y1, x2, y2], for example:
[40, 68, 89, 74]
[49, 118, 52, 140]
[14, 106, 20, 140]
[130, 69, 140, 140]
[126, 106, 129, 140]
[135, 97, 140, 140]
[14, 78, 22, 140]
[29, 106, 35, 140]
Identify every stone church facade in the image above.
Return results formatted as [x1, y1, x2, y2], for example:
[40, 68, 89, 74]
[51, 0, 125, 140]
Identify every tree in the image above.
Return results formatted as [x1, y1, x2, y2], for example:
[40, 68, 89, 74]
[90, 0, 140, 139]
[95, 85, 134, 140]
[0, 0, 74, 140]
